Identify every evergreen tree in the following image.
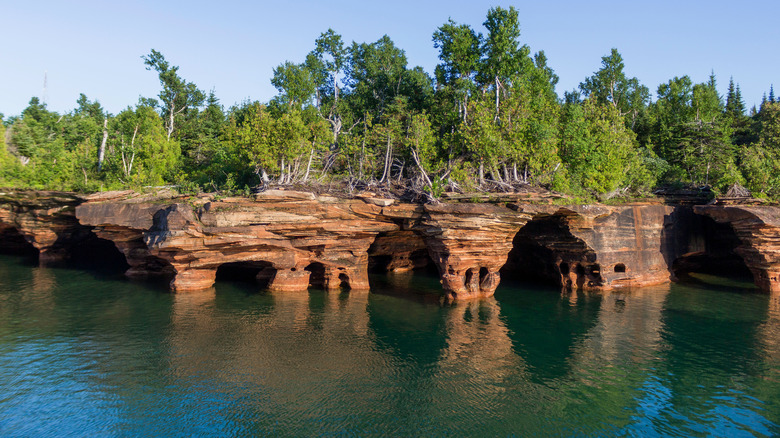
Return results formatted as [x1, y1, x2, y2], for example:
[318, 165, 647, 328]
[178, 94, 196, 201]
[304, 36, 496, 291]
[579, 48, 650, 128]
[742, 102, 780, 197]
[725, 78, 752, 145]
[142, 49, 206, 143]
[725, 77, 745, 118]
[478, 6, 531, 115]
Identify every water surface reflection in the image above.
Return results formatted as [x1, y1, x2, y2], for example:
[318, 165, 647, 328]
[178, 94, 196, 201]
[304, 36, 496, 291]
[0, 256, 778, 436]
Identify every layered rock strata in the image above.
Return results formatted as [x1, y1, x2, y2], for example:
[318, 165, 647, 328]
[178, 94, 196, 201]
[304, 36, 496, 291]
[695, 205, 780, 292]
[0, 191, 91, 263]
[77, 191, 404, 292]
[3, 189, 777, 298]
[505, 204, 691, 291]
[417, 203, 532, 299]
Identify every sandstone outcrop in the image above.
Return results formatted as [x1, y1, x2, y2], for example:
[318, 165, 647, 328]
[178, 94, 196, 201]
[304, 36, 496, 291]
[506, 204, 692, 291]
[2, 189, 778, 299]
[0, 191, 90, 263]
[694, 205, 780, 292]
[76, 192, 413, 292]
[417, 203, 532, 299]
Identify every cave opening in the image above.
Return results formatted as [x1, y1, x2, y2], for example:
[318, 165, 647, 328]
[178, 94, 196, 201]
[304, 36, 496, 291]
[367, 230, 436, 275]
[68, 234, 130, 273]
[305, 262, 326, 288]
[0, 226, 38, 259]
[479, 267, 489, 282]
[501, 216, 602, 289]
[338, 272, 351, 290]
[366, 230, 443, 297]
[672, 215, 753, 284]
[216, 261, 275, 287]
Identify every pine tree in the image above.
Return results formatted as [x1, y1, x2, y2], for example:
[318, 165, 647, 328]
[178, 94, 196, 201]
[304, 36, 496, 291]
[735, 85, 744, 113]
[725, 77, 745, 118]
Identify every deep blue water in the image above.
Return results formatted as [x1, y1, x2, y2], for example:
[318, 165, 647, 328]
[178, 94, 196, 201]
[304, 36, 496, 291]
[0, 254, 778, 437]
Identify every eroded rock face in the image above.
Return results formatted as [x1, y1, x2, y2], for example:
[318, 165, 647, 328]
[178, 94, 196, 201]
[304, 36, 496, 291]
[368, 230, 430, 273]
[77, 193, 402, 292]
[694, 205, 780, 293]
[417, 203, 532, 300]
[3, 189, 771, 299]
[0, 191, 91, 263]
[506, 204, 694, 291]
[555, 205, 683, 289]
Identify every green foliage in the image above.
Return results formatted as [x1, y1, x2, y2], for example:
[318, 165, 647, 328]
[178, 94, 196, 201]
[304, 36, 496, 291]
[432, 19, 481, 87]
[1, 9, 777, 202]
[142, 49, 206, 155]
[271, 61, 316, 109]
[579, 48, 649, 128]
[742, 103, 780, 197]
[0, 122, 21, 186]
[560, 99, 648, 195]
[479, 6, 531, 88]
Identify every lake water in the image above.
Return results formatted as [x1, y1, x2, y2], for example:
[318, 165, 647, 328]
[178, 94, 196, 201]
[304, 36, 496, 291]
[0, 254, 778, 437]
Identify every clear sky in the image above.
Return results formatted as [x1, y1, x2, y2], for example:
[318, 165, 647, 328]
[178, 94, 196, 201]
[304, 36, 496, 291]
[2, 0, 778, 117]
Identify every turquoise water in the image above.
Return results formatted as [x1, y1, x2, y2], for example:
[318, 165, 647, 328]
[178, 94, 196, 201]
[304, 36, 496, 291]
[0, 254, 778, 437]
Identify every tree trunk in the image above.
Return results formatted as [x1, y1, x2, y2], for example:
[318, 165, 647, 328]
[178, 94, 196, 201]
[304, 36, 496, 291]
[97, 118, 108, 172]
[479, 160, 484, 185]
[121, 125, 138, 177]
[303, 147, 315, 182]
[381, 134, 392, 183]
[495, 76, 500, 119]
[359, 133, 366, 179]
[463, 93, 469, 122]
[492, 163, 504, 183]
[167, 108, 175, 141]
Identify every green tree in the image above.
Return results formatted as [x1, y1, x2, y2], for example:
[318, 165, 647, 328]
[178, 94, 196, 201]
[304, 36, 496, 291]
[271, 61, 316, 110]
[741, 102, 780, 197]
[404, 112, 442, 199]
[107, 104, 181, 186]
[432, 18, 481, 125]
[347, 35, 409, 120]
[459, 95, 499, 183]
[142, 49, 205, 141]
[650, 75, 694, 178]
[478, 6, 531, 115]
[560, 99, 648, 196]
[724, 77, 753, 146]
[67, 94, 107, 172]
[579, 48, 650, 129]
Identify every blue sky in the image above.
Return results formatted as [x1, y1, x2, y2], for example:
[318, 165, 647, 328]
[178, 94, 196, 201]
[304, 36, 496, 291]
[2, 0, 778, 117]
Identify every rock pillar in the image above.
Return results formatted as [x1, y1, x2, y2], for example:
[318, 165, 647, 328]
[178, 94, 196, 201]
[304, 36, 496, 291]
[171, 267, 217, 291]
[268, 267, 311, 292]
[322, 265, 370, 291]
[420, 204, 530, 300]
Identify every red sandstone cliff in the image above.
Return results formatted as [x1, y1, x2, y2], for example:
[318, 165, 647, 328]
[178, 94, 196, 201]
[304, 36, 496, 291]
[695, 205, 780, 292]
[2, 189, 774, 299]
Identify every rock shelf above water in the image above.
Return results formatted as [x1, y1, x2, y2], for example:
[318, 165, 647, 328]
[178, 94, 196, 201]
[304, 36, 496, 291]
[1, 189, 778, 299]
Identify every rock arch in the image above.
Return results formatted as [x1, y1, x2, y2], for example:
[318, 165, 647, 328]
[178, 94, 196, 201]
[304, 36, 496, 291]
[501, 214, 603, 289]
[367, 230, 432, 274]
[669, 213, 752, 281]
[694, 205, 780, 293]
[0, 225, 39, 258]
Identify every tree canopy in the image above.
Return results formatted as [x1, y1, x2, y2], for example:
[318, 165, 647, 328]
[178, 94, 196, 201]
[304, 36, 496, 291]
[1, 9, 777, 203]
